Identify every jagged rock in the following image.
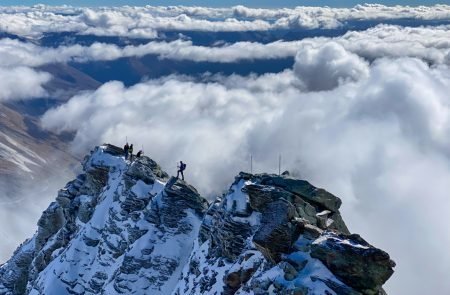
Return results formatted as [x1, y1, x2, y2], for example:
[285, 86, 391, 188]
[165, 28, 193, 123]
[260, 175, 342, 212]
[125, 156, 168, 185]
[280, 261, 298, 281]
[35, 203, 65, 248]
[327, 212, 350, 234]
[253, 199, 302, 263]
[243, 184, 294, 211]
[102, 144, 124, 156]
[0, 245, 34, 294]
[311, 276, 362, 295]
[0, 144, 395, 295]
[159, 177, 208, 228]
[302, 223, 324, 240]
[209, 213, 253, 260]
[224, 267, 257, 294]
[311, 232, 396, 294]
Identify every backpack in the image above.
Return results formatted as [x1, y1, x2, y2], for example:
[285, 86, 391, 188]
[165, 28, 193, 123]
[182, 163, 187, 170]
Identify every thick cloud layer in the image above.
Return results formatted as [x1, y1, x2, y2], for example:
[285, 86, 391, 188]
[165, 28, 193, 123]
[0, 67, 50, 101]
[41, 44, 450, 293]
[0, 25, 449, 69]
[2, 4, 450, 295]
[294, 42, 369, 91]
[0, 4, 449, 38]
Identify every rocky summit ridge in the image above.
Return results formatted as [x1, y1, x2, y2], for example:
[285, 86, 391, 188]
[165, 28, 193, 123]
[0, 144, 395, 295]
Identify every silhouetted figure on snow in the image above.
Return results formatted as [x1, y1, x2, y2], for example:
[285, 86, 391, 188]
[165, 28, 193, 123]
[124, 143, 129, 160]
[136, 150, 143, 158]
[129, 144, 134, 161]
[177, 161, 186, 180]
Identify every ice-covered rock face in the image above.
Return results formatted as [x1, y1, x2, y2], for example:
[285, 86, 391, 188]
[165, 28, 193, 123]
[0, 144, 208, 295]
[0, 145, 395, 295]
[176, 172, 395, 295]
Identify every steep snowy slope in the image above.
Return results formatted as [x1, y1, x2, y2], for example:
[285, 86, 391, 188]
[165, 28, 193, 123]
[0, 144, 395, 295]
[0, 144, 208, 295]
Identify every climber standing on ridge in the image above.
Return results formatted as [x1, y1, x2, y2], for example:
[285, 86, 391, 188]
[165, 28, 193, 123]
[177, 161, 186, 180]
[129, 144, 134, 162]
[124, 143, 129, 160]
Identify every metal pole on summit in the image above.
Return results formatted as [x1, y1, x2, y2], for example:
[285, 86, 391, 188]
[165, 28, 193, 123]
[251, 155, 253, 174]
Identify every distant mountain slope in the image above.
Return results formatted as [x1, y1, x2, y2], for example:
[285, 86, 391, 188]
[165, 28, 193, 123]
[0, 145, 395, 295]
[0, 104, 78, 198]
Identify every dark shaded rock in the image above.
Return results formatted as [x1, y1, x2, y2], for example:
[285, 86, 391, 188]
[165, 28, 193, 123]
[209, 213, 253, 261]
[158, 177, 208, 228]
[279, 261, 298, 281]
[83, 167, 109, 195]
[126, 156, 169, 185]
[234, 172, 253, 184]
[311, 276, 361, 295]
[120, 193, 148, 214]
[328, 212, 351, 234]
[310, 232, 395, 294]
[101, 144, 124, 156]
[303, 223, 323, 240]
[224, 267, 257, 295]
[260, 175, 342, 212]
[83, 235, 100, 247]
[243, 184, 293, 212]
[36, 203, 65, 248]
[253, 199, 302, 263]
[0, 245, 34, 294]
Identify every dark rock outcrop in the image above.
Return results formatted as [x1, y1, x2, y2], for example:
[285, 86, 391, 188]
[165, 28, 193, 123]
[1, 145, 396, 295]
[253, 199, 302, 263]
[311, 232, 396, 295]
[155, 177, 209, 229]
[260, 175, 342, 212]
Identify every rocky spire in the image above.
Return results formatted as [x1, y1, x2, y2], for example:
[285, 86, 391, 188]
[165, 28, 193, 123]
[0, 144, 395, 295]
[0, 144, 208, 295]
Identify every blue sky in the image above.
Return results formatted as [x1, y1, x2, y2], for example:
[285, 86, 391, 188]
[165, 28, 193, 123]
[0, 0, 447, 7]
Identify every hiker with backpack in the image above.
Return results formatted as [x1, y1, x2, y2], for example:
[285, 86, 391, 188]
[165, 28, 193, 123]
[124, 143, 129, 160]
[177, 161, 186, 180]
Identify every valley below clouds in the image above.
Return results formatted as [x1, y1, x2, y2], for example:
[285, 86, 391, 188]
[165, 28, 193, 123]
[0, 4, 450, 294]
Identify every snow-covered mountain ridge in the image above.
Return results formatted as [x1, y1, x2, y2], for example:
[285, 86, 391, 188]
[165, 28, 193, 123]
[0, 144, 395, 295]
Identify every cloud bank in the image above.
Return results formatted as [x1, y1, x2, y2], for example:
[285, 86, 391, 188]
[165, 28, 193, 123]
[1, 4, 450, 295]
[0, 67, 50, 101]
[0, 25, 449, 71]
[0, 4, 449, 38]
[41, 42, 450, 294]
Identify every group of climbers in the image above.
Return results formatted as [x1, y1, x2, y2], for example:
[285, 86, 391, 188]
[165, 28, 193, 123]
[123, 142, 143, 162]
[123, 142, 186, 180]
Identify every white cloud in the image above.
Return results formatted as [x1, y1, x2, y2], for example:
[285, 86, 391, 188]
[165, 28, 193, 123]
[41, 50, 450, 294]
[1, 5, 450, 294]
[293, 42, 369, 91]
[0, 4, 449, 38]
[0, 24, 449, 72]
[0, 66, 51, 101]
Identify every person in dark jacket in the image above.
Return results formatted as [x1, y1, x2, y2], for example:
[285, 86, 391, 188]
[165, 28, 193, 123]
[124, 143, 129, 160]
[177, 161, 186, 180]
[129, 144, 134, 161]
[136, 150, 143, 158]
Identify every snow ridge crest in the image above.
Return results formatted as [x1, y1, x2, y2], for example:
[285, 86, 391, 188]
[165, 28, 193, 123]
[0, 144, 395, 295]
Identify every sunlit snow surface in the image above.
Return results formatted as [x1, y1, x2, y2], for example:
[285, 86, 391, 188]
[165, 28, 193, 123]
[23, 147, 202, 295]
